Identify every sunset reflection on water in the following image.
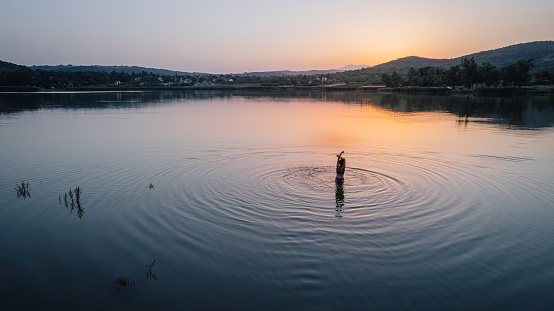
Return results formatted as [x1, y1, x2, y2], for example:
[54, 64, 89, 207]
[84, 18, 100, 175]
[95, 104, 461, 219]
[0, 91, 553, 310]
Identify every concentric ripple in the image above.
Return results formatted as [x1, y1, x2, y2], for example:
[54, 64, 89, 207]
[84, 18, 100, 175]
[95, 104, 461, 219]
[136, 145, 506, 246]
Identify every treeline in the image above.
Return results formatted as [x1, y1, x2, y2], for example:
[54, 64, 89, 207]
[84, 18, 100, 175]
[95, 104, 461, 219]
[2, 58, 553, 89]
[0, 68, 329, 88]
[381, 58, 554, 89]
[0, 69, 216, 88]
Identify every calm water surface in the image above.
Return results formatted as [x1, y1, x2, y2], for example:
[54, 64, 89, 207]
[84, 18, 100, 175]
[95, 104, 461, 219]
[1, 91, 554, 310]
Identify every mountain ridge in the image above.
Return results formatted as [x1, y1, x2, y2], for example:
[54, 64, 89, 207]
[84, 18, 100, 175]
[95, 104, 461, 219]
[2, 41, 553, 80]
[28, 64, 201, 77]
[373, 41, 554, 72]
[27, 64, 371, 77]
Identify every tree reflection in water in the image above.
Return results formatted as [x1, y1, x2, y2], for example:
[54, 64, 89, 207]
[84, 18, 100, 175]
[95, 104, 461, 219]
[113, 276, 135, 296]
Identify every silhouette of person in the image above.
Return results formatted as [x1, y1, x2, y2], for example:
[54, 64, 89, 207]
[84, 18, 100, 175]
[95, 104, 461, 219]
[335, 151, 346, 183]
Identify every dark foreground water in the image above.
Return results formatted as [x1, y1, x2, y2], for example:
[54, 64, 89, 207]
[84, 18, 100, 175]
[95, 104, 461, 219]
[1, 90, 553, 310]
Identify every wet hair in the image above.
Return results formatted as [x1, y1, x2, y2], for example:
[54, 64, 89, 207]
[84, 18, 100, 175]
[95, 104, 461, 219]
[339, 158, 345, 166]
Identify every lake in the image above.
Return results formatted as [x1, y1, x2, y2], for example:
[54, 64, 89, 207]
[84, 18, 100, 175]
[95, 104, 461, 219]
[1, 90, 553, 310]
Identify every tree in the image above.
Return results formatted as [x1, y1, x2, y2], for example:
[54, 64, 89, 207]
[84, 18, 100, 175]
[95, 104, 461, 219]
[502, 59, 534, 87]
[381, 71, 404, 87]
[534, 70, 554, 85]
[4, 69, 34, 86]
[461, 57, 479, 89]
[406, 67, 420, 86]
[391, 71, 405, 87]
[514, 59, 534, 87]
[479, 62, 500, 87]
[381, 73, 393, 87]
[420, 67, 440, 86]
[445, 65, 462, 86]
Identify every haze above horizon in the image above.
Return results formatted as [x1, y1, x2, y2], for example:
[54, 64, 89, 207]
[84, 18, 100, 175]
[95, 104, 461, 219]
[1, 0, 553, 74]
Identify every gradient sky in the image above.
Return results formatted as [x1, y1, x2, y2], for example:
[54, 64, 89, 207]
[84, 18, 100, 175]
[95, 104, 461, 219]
[1, 0, 553, 73]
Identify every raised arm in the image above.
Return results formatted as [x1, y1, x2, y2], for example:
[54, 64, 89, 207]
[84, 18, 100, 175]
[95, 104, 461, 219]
[336, 151, 345, 168]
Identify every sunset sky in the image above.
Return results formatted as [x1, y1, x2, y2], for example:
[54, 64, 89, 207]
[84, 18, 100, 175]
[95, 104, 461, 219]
[1, 0, 553, 73]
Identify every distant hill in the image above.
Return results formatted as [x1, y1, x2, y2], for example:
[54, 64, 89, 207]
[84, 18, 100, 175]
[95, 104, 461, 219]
[337, 64, 371, 71]
[239, 65, 370, 77]
[456, 41, 554, 72]
[27, 64, 369, 77]
[373, 41, 554, 72]
[0, 60, 36, 87]
[29, 64, 204, 76]
[372, 56, 455, 71]
[327, 41, 554, 85]
[1, 60, 32, 72]
[240, 69, 337, 77]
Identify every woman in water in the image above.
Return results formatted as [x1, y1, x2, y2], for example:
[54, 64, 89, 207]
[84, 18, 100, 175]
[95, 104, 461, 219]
[336, 151, 346, 183]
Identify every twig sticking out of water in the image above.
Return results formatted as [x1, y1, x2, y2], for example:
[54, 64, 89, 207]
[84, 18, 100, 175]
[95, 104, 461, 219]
[146, 259, 157, 281]
[149, 183, 154, 189]
[15, 181, 30, 199]
[59, 186, 84, 219]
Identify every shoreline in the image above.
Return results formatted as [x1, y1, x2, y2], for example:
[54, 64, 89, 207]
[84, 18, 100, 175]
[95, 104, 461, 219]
[1, 85, 552, 95]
